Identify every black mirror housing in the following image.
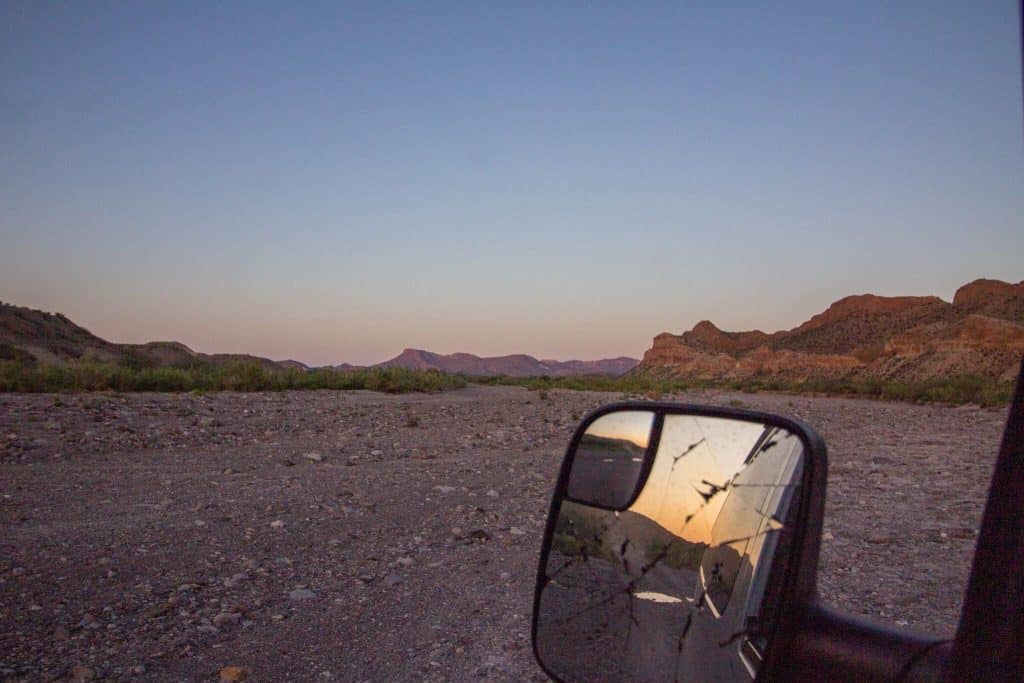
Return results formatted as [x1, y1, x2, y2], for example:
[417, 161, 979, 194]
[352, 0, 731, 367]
[532, 402, 828, 682]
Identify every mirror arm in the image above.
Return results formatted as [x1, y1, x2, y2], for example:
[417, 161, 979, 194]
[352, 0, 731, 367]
[774, 601, 950, 682]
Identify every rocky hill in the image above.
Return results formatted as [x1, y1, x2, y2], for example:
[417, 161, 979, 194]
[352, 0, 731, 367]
[376, 348, 638, 377]
[635, 279, 1024, 383]
[1, 303, 637, 377]
[0, 303, 299, 371]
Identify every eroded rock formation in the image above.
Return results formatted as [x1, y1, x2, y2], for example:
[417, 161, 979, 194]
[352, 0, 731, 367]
[636, 279, 1024, 383]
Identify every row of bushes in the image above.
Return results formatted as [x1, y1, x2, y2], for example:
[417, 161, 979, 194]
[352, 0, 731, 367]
[476, 372, 1014, 407]
[0, 359, 1011, 406]
[0, 361, 466, 394]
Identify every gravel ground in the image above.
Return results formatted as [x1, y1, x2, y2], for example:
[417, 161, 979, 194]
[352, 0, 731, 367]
[0, 386, 1008, 681]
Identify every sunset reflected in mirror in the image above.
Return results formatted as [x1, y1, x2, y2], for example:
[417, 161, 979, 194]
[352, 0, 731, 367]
[536, 410, 805, 682]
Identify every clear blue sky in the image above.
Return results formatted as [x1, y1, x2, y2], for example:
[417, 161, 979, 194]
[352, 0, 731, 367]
[2, 2, 1021, 365]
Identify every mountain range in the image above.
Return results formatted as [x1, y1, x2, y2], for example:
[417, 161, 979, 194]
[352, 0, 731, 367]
[3, 277, 1022, 383]
[634, 278, 1024, 383]
[372, 348, 638, 377]
[0, 303, 637, 376]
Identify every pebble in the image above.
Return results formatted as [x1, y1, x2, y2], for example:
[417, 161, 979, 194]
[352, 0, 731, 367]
[213, 612, 242, 626]
[289, 588, 317, 601]
[223, 572, 248, 588]
[70, 665, 96, 681]
[219, 666, 250, 682]
[270, 520, 285, 529]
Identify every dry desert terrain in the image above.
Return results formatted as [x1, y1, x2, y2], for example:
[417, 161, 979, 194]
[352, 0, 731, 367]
[0, 386, 1008, 681]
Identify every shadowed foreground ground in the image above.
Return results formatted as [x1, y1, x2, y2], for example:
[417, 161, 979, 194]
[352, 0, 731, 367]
[0, 386, 1006, 681]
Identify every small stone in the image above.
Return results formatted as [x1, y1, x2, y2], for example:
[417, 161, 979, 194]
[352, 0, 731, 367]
[289, 588, 317, 601]
[71, 665, 96, 681]
[130, 664, 147, 675]
[486, 489, 499, 498]
[303, 451, 323, 462]
[509, 527, 525, 536]
[54, 625, 70, 641]
[433, 485, 456, 494]
[143, 604, 169, 619]
[213, 612, 242, 626]
[269, 520, 285, 529]
[370, 449, 384, 456]
[223, 572, 248, 588]
[219, 666, 250, 682]
[384, 573, 404, 587]
[396, 556, 414, 566]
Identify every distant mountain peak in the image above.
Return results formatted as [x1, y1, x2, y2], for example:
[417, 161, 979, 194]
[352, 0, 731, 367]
[376, 349, 638, 377]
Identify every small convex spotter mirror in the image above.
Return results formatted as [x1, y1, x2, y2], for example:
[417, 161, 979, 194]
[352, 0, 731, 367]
[532, 404, 825, 683]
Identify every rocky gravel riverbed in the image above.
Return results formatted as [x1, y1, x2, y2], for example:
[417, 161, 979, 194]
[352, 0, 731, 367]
[0, 386, 1008, 681]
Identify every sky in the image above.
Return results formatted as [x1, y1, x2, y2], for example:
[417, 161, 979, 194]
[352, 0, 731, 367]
[2, 2, 1022, 366]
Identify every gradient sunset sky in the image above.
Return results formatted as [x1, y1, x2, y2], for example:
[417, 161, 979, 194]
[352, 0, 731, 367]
[2, 2, 1021, 366]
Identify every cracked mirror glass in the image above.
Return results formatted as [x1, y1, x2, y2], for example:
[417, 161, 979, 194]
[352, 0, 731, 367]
[535, 414, 805, 682]
[566, 411, 655, 509]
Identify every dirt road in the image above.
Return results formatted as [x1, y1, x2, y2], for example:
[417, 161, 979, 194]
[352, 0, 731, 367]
[0, 386, 1007, 681]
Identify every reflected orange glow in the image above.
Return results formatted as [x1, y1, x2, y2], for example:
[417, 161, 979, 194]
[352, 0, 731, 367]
[583, 411, 653, 450]
[628, 416, 765, 544]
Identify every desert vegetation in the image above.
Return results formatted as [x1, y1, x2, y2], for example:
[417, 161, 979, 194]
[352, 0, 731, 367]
[0, 359, 1012, 407]
[0, 361, 465, 394]
[478, 373, 1014, 408]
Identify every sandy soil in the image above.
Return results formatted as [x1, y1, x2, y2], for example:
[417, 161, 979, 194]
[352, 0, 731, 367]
[0, 386, 1008, 681]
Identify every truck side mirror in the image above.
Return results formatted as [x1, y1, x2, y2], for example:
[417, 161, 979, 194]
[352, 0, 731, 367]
[532, 403, 828, 682]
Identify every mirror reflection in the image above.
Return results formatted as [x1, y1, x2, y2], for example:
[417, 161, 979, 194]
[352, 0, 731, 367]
[536, 414, 805, 682]
[566, 410, 655, 510]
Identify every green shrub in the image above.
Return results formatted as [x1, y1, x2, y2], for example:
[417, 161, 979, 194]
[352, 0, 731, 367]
[0, 358, 1010, 406]
[0, 361, 466, 394]
[473, 371, 1011, 407]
